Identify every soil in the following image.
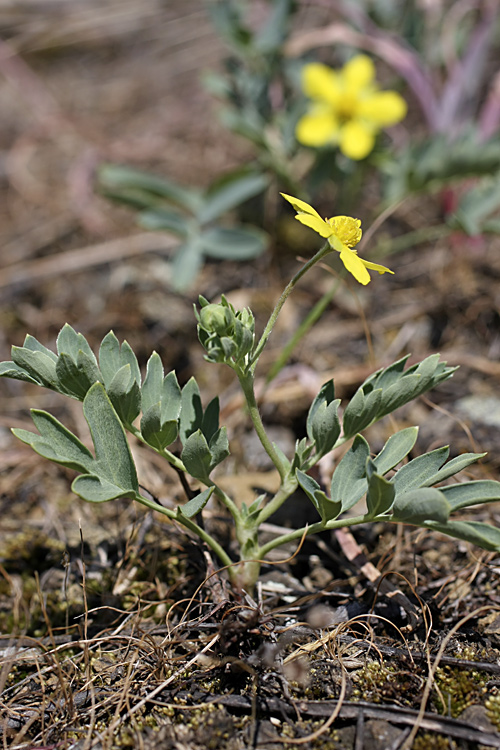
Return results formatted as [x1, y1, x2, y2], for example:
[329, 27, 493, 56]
[1, 3, 500, 749]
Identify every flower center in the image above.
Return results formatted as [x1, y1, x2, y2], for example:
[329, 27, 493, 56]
[336, 94, 357, 122]
[326, 216, 362, 248]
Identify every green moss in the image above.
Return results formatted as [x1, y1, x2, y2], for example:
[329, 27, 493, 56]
[413, 734, 457, 750]
[486, 691, 500, 729]
[433, 666, 488, 717]
[351, 659, 422, 707]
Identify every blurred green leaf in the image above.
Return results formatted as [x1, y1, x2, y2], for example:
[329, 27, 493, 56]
[200, 225, 268, 260]
[199, 170, 268, 223]
[97, 164, 201, 212]
[138, 208, 190, 236]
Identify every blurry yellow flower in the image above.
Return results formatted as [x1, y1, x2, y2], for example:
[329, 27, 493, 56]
[281, 193, 393, 285]
[296, 55, 407, 160]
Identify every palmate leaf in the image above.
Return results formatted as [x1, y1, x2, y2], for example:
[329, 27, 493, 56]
[82, 383, 138, 493]
[342, 354, 456, 439]
[12, 411, 94, 474]
[12, 383, 139, 504]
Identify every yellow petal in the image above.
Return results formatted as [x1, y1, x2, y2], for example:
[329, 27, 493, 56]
[296, 109, 340, 147]
[342, 55, 375, 93]
[327, 234, 344, 253]
[362, 259, 394, 275]
[301, 63, 342, 105]
[295, 213, 333, 238]
[357, 91, 407, 126]
[339, 120, 376, 160]
[339, 248, 371, 285]
[280, 193, 322, 219]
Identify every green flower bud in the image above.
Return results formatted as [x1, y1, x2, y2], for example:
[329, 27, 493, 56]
[199, 304, 235, 336]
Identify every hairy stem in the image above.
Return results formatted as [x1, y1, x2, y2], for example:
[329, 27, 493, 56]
[257, 513, 369, 559]
[265, 275, 342, 383]
[237, 369, 290, 482]
[250, 242, 331, 371]
[134, 492, 235, 573]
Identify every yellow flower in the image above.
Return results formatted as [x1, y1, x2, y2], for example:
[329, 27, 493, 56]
[281, 193, 394, 285]
[296, 55, 407, 160]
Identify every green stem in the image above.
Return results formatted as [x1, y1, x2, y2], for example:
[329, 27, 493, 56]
[134, 492, 235, 573]
[257, 513, 368, 559]
[249, 242, 331, 372]
[128, 424, 186, 473]
[257, 477, 298, 525]
[210, 481, 243, 523]
[237, 369, 290, 482]
[266, 276, 342, 383]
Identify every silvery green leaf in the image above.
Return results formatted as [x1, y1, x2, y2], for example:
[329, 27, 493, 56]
[177, 487, 215, 519]
[297, 470, 340, 522]
[307, 381, 341, 457]
[392, 446, 450, 494]
[307, 381, 334, 432]
[55, 351, 101, 399]
[12, 410, 94, 474]
[98, 331, 122, 388]
[424, 520, 500, 552]
[421, 452, 486, 486]
[373, 427, 419, 475]
[391, 487, 451, 524]
[365, 461, 395, 517]
[22, 334, 58, 361]
[0, 361, 41, 385]
[330, 434, 370, 513]
[292, 437, 314, 471]
[141, 403, 178, 450]
[181, 429, 212, 482]
[141, 352, 164, 414]
[83, 382, 138, 492]
[441, 480, 500, 511]
[179, 377, 203, 445]
[201, 397, 220, 443]
[72, 474, 137, 503]
[343, 355, 456, 438]
[208, 426, 230, 470]
[161, 371, 182, 424]
[11, 347, 58, 390]
[107, 364, 141, 425]
[56, 324, 97, 367]
[119, 341, 141, 386]
[342, 388, 382, 439]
